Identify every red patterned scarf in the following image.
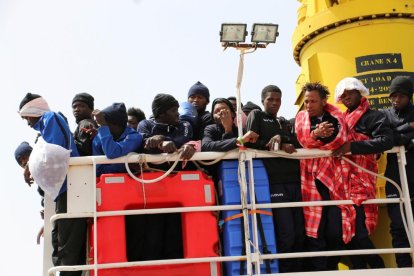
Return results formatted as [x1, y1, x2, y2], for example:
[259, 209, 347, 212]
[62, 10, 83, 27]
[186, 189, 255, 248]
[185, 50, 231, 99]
[296, 103, 356, 243]
[343, 97, 378, 234]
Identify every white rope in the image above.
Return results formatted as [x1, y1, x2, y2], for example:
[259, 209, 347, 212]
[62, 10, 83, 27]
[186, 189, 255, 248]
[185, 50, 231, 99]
[124, 152, 180, 184]
[196, 149, 238, 166]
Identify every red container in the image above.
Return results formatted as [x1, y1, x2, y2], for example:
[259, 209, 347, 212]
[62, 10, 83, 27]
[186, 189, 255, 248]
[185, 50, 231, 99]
[88, 171, 221, 276]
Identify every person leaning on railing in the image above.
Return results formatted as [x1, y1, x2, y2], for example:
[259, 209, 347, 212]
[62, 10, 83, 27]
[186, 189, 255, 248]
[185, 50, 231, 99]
[381, 76, 414, 268]
[245, 84, 305, 273]
[295, 82, 351, 271]
[333, 77, 393, 269]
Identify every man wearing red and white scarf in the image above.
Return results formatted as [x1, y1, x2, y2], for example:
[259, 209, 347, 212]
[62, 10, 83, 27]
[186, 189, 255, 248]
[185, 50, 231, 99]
[296, 82, 354, 270]
[333, 77, 393, 269]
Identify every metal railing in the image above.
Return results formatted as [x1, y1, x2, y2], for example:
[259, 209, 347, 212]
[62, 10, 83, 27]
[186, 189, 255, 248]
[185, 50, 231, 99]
[44, 147, 414, 275]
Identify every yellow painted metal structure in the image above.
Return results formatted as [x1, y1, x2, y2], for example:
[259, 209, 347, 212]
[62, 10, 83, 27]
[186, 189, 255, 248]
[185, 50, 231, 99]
[292, 0, 414, 268]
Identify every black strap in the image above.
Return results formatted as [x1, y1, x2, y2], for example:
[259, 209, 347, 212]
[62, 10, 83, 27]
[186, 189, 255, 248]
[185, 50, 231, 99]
[239, 199, 272, 274]
[240, 214, 246, 275]
[255, 195, 272, 273]
[55, 113, 70, 150]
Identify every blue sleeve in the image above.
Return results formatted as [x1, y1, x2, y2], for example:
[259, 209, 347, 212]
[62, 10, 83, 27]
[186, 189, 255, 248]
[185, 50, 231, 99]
[96, 126, 142, 159]
[39, 112, 79, 157]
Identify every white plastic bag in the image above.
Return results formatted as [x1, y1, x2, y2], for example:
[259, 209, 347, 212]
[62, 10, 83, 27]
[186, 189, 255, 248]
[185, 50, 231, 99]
[28, 137, 71, 200]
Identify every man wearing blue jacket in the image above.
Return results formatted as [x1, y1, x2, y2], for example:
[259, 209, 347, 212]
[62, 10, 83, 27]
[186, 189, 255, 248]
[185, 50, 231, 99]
[92, 102, 143, 176]
[19, 93, 85, 276]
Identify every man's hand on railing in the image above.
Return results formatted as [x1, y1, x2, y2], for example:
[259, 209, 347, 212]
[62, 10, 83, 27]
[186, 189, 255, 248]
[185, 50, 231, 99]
[332, 142, 351, 157]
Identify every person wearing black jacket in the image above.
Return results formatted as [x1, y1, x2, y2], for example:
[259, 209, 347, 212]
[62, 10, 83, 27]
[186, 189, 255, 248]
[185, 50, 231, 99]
[72, 93, 98, 156]
[187, 81, 214, 140]
[381, 76, 414, 267]
[333, 77, 392, 269]
[202, 98, 258, 152]
[245, 85, 304, 273]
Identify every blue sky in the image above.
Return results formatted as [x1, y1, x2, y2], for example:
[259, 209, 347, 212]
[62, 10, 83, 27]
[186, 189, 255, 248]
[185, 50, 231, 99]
[0, 1, 300, 274]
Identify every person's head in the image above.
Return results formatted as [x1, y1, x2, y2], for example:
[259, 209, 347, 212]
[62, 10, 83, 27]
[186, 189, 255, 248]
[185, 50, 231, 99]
[211, 98, 236, 125]
[101, 102, 128, 138]
[302, 82, 329, 117]
[127, 107, 146, 129]
[152, 93, 180, 126]
[19, 93, 50, 127]
[14, 141, 32, 168]
[389, 76, 414, 111]
[241, 101, 262, 116]
[72, 92, 94, 123]
[335, 77, 369, 111]
[261, 85, 282, 116]
[188, 81, 210, 113]
[227, 96, 242, 111]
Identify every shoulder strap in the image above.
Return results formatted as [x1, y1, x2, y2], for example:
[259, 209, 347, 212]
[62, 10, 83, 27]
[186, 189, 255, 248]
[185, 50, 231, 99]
[55, 115, 70, 150]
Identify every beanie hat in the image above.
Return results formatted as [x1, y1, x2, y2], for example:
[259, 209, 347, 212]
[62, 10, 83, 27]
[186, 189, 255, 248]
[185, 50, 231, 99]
[389, 76, 413, 98]
[211, 98, 236, 120]
[188, 81, 210, 102]
[19, 93, 41, 110]
[101, 102, 128, 127]
[242, 101, 262, 113]
[152, 93, 179, 118]
[72, 92, 95, 110]
[14, 141, 33, 164]
[335, 77, 369, 103]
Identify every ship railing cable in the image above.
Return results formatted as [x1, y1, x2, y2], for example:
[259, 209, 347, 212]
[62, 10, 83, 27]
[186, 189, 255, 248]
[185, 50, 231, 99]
[47, 147, 414, 275]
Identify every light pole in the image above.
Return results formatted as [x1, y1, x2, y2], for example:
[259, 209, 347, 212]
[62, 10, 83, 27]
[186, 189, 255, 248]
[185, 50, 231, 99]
[219, 23, 279, 276]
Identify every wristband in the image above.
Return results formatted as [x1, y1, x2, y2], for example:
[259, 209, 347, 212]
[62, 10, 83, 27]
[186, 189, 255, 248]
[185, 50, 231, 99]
[237, 136, 244, 146]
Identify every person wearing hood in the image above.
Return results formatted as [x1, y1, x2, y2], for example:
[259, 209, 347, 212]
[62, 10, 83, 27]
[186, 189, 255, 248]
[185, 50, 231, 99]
[92, 102, 143, 176]
[201, 98, 258, 152]
[333, 77, 392, 269]
[18, 93, 85, 276]
[381, 76, 414, 267]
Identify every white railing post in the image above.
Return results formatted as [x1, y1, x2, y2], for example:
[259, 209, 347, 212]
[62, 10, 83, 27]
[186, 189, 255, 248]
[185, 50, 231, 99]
[397, 146, 414, 252]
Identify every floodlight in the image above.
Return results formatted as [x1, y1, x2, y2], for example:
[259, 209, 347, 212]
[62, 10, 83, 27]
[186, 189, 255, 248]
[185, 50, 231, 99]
[220, 23, 248, 43]
[251, 23, 279, 43]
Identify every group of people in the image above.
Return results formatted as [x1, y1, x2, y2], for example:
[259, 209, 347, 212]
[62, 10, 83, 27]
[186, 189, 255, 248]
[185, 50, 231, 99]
[14, 76, 414, 274]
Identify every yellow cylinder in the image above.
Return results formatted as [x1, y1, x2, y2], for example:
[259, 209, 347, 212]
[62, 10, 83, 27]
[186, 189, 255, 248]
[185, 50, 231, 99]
[293, 0, 414, 110]
[292, 0, 414, 268]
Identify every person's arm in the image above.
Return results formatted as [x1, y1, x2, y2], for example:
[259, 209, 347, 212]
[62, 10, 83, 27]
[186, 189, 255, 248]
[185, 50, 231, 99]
[97, 127, 142, 159]
[245, 110, 267, 149]
[201, 125, 238, 152]
[351, 111, 393, 154]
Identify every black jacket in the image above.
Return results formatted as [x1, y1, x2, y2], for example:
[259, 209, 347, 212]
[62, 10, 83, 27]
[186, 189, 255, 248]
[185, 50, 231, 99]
[382, 104, 414, 195]
[201, 124, 239, 152]
[245, 110, 300, 184]
[350, 109, 393, 155]
[192, 110, 214, 140]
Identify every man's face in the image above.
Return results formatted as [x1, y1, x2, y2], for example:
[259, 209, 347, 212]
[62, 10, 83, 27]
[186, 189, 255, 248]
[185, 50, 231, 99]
[21, 116, 39, 128]
[304, 90, 326, 117]
[339, 89, 362, 110]
[159, 106, 179, 126]
[72, 101, 92, 123]
[390, 92, 410, 111]
[262, 91, 281, 116]
[212, 102, 233, 125]
[127, 115, 138, 130]
[188, 94, 208, 112]
[18, 155, 30, 169]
